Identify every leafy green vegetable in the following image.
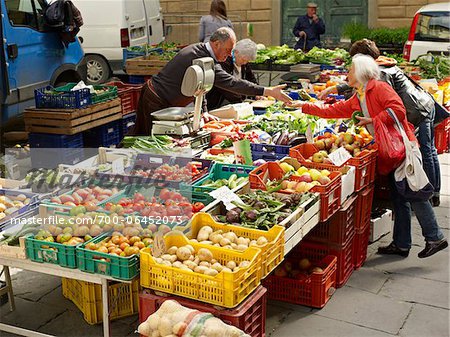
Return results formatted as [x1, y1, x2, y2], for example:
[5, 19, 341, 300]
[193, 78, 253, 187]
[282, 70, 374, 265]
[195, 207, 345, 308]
[415, 53, 450, 81]
[253, 45, 306, 65]
[305, 47, 350, 65]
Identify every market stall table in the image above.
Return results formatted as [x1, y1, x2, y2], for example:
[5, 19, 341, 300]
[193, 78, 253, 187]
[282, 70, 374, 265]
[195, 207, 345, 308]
[0, 256, 136, 337]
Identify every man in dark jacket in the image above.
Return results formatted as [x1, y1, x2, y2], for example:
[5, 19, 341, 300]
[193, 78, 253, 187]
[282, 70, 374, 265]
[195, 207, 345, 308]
[292, 3, 325, 51]
[132, 27, 291, 135]
[206, 38, 259, 110]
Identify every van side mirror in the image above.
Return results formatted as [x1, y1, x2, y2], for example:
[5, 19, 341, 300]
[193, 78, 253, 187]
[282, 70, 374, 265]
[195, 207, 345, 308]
[79, 36, 84, 44]
[7, 44, 18, 59]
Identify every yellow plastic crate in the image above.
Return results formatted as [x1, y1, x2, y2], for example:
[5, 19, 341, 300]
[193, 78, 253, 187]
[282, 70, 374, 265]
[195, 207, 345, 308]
[140, 234, 261, 308]
[188, 213, 285, 278]
[61, 277, 139, 324]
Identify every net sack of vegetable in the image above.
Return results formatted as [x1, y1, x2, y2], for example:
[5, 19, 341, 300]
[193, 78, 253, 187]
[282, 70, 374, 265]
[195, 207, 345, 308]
[137, 300, 250, 337]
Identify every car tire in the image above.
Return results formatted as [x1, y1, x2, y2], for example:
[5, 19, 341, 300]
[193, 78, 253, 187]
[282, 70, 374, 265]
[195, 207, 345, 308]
[86, 55, 111, 84]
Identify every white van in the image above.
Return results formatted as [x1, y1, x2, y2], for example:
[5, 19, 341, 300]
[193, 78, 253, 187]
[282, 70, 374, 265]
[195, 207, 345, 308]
[74, 0, 165, 84]
[403, 3, 450, 62]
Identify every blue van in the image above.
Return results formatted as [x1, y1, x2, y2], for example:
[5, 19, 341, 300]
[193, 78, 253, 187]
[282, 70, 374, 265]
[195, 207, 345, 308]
[0, 0, 86, 130]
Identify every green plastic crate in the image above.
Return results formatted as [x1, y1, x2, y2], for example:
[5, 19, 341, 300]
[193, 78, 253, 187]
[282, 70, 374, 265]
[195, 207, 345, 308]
[55, 83, 118, 105]
[25, 236, 80, 268]
[76, 234, 139, 280]
[181, 163, 253, 195]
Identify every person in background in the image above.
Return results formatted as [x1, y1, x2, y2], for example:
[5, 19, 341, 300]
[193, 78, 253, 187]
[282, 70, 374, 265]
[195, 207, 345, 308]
[206, 38, 259, 110]
[291, 54, 448, 259]
[292, 2, 325, 51]
[318, 39, 441, 207]
[199, 0, 233, 43]
[131, 27, 291, 136]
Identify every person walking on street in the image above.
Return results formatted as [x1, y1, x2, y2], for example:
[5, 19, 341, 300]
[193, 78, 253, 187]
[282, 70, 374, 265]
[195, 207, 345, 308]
[292, 55, 448, 259]
[292, 2, 325, 51]
[199, 0, 233, 43]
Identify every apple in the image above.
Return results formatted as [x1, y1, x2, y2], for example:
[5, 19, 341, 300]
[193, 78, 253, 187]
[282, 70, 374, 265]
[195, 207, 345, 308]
[309, 169, 321, 181]
[295, 181, 307, 193]
[298, 173, 313, 183]
[299, 258, 311, 271]
[296, 166, 309, 175]
[312, 152, 324, 163]
[320, 169, 331, 177]
[318, 176, 331, 185]
[314, 140, 325, 150]
[287, 181, 298, 190]
[281, 180, 289, 189]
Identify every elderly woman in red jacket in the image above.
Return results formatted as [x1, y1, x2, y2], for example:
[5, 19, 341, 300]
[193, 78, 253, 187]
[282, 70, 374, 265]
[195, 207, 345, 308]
[292, 54, 447, 259]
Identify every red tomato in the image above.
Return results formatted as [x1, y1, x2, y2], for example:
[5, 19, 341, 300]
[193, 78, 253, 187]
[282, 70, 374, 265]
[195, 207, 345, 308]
[166, 206, 181, 216]
[192, 202, 205, 213]
[159, 188, 171, 200]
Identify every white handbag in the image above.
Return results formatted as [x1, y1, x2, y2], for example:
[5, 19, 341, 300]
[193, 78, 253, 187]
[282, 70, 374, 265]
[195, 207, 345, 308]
[388, 109, 434, 201]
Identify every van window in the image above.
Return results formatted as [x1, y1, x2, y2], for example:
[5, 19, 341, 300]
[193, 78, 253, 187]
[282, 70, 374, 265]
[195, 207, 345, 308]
[415, 11, 450, 42]
[5, 0, 46, 31]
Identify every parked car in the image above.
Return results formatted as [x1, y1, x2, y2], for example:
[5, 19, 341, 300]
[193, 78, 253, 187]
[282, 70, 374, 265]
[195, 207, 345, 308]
[0, 0, 86, 130]
[403, 3, 450, 62]
[74, 0, 165, 84]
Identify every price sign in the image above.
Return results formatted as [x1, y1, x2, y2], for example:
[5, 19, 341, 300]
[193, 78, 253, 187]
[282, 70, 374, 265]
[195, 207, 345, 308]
[209, 186, 244, 211]
[328, 147, 352, 167]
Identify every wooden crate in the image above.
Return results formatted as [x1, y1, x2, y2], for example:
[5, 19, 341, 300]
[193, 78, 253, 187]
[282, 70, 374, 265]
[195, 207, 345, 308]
[125, 55, 168, 75]
[0, 237, 27, 259]
[24, 99, 122, 135]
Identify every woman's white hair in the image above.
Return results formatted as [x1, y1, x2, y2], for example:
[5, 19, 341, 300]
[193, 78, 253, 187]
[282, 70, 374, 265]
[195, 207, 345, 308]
[234, 39, 257, 61]
[352, 54, 380, 84]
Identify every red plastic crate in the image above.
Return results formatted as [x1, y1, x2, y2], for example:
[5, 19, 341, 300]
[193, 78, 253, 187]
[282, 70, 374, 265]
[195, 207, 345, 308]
[355, 184, 374, 231]
[105, 81, 142, 115]
[435, 120, 450, 154]
[367, 149, 378, 185]
[289, 143, 373, 192]
[306, 194, 357, 247]
[249, 161, 341, 222]
[263, 255, 336, 308]
[138, 286, 267, 337]
[296, 239, 354, 288]
[353, 222, 371, 269]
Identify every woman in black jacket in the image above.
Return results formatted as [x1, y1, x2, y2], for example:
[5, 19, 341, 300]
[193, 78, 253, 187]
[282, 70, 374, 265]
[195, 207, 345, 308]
[206, 38, 259, 110]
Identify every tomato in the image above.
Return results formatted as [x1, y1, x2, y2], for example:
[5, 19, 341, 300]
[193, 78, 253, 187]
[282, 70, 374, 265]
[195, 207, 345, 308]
[192, 202, 205, 213]
[159, 188, 171, 200]
[170, 192, 183, 201]
[134, 193, 145, 202]
[166, 206, 181, 216]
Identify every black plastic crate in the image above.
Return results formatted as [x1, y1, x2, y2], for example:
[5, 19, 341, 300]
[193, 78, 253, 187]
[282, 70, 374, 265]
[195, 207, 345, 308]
[30, 148, 85, 169]
[34, 86, 91, 109]
[120, 113, 136, 138]
[29, 133, 84, 148]
[83, 120, 121, 148]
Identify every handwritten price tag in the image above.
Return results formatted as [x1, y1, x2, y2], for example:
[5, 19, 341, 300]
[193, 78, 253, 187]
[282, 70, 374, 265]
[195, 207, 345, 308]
[209, 186, 244, 211]
[328, 147, 352, 167]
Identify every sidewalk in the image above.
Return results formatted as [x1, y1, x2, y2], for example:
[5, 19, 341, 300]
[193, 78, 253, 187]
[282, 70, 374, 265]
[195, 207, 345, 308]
[1, 155, 449, 337]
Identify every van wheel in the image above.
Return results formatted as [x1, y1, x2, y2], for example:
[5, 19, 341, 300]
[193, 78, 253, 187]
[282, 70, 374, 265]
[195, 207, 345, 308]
[86, 55, 111, 84]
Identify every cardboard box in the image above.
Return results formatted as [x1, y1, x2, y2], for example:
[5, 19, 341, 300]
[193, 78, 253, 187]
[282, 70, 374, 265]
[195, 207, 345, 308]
[370, 209, 393, 242]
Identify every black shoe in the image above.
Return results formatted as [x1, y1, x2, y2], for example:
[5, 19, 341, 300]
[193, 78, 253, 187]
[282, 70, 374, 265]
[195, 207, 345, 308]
[378, 242, 410, 257]
[418, 239, 448, 258]
[431, 196, 440, 207]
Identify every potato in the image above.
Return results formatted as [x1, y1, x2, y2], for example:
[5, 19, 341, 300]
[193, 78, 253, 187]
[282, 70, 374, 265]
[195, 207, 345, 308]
[199, 261, 210, 268]
[155, 257, 163, 264]
[161, 254, 176, 263]
[236, 244, 248, 251]
[239, 261, 250, 268]
[172, 261, 183, 268]
[213, 243, 220, 247]
[222, 267, 232, 273]
[194, 266, 208, 274]
[250, 240, 258, 247]
[230, 243, 237, 249]
[185, 245, 195, 254]
[233, 267, 240, 272]
[198, 248, 213, 262]
[226, 261, 236, 270]
[219, 237, 231, 247]
[176, 247, 191, 261]
[189, 255, 195, 261]
[161, 261, 172, 266]
[183, 260, 197, 270]
[210, 233, 223, 244]
[236, 237, 248, 246]
[223, 232, 238, 243]
[193, 257, 200, 265]
[200, 240, 213, 245]
[197, 226, 213, 241]
[211, 262, 223, 272]
[180, 265, 193, 272]
[211, 259, 217, 264]
[257, 236, 268, 245]
[167, 246, 178, 255]
[190, 239, 198, 243]
[204, 268, 218, 277]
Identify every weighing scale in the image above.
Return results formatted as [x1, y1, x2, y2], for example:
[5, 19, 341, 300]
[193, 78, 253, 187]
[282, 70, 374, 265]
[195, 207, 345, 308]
[151, 57, 215, 140]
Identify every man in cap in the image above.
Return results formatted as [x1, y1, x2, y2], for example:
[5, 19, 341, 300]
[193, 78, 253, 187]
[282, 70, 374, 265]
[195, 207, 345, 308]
[292, 2, 325, 51]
